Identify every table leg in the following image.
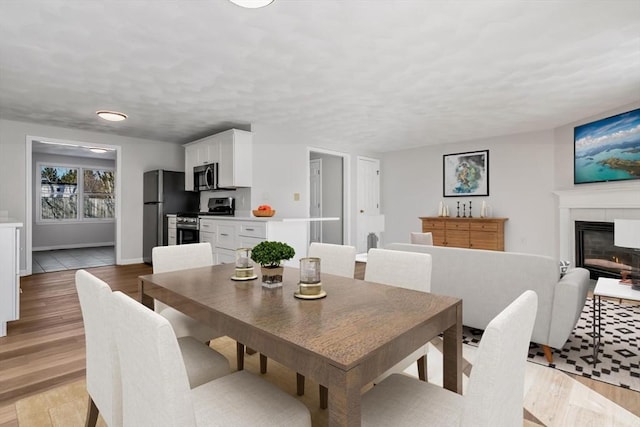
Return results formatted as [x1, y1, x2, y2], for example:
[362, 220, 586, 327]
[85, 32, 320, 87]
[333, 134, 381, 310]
[327, 364, 361, 426]
[236, 342, 245, 371]
[138, 280, 154, 309]
[443, 303, 463, 394]
[592, 295, 602, 367]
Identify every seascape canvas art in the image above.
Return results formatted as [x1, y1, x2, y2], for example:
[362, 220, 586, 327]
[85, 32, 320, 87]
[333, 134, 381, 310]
[443, 150, 489, 197]
[574, 108, 640, 184]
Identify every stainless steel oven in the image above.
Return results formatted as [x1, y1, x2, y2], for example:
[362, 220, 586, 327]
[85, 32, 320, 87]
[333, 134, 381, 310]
[176, 215, 199, 245]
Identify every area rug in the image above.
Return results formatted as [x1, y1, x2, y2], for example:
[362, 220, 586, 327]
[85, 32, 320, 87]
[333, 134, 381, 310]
[464, 297, 640, 392]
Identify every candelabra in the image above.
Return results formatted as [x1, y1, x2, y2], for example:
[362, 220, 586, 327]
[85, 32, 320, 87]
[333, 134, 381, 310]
[456, 201, 460, 218]
[469, 200, 473, 218]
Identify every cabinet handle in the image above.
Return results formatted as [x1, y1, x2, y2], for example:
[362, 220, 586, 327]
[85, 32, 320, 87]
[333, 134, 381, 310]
[245, 228, 254, 231]
[221, 233, 229, 237]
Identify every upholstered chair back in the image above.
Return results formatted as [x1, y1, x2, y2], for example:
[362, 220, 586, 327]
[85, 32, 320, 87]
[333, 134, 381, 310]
[111, 291, 196, 427]
[308, 242, 357, 278]
[75, 269, 122, 427]
[461, 290, 538, 426]
[152, 242, 214, 274]
[410, 232, 433, 245]
[153, 243, 226, 353]
[365, 248, 432, 292]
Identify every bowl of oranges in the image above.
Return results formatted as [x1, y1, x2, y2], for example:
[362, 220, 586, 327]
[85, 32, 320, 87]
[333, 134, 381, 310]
[252, 205, 276, 217]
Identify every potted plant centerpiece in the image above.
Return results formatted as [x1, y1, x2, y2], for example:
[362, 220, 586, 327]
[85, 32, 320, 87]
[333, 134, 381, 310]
[250, 241, 295, 288]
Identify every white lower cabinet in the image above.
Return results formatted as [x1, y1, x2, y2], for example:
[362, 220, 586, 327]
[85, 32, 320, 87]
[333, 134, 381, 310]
[199, 218, 267, 265]
[168, 216, 177, 246]
[1, 221, 22, 337]
[216, 248, 236, 265]
[198, 218, 308, 267]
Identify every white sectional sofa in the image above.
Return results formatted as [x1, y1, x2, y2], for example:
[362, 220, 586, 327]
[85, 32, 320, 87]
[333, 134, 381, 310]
[385, 243, 590, 361]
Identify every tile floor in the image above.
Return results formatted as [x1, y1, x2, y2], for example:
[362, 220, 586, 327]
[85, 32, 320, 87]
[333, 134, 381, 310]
[32, 246, 115, 274]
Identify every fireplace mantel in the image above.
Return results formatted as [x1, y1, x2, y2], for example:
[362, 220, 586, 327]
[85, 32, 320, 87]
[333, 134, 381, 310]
[554, 183, 640, 264]
[554, 184, 640, 209]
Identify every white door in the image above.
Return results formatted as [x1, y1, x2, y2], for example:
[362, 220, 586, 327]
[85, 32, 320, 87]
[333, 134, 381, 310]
[309, 159, 322, 243]
[357, 157, 381, 252]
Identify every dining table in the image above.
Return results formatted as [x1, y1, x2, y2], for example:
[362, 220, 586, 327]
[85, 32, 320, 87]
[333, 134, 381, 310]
[138, 262, 462, 426]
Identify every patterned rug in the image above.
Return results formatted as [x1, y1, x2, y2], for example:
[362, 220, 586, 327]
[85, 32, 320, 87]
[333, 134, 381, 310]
[463, 297, 640, 392]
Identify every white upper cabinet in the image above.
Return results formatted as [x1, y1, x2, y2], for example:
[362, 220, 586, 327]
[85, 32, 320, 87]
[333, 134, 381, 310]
[218, 129, 252, 188]
[183, 129, 252, 191]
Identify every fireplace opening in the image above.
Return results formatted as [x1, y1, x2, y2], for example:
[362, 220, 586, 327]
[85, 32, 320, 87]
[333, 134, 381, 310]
[575, 221, 633, 280]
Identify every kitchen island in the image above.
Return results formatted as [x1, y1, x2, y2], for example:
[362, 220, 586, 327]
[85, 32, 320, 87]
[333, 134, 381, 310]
[198, 215, 339, 265]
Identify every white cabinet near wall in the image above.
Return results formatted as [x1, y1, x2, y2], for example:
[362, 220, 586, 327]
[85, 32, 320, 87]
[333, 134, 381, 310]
[183, 129, 252, 191]
[217, 129, 252, 188]
[0, 220, 22, 337]
[167, 216, 177, 246]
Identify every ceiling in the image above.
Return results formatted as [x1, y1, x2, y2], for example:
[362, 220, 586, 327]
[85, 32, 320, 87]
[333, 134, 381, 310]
[1, 1, 639, 153]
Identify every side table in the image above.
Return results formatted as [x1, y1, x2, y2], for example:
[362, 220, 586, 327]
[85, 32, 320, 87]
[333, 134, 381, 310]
[592, 277, 640, 366]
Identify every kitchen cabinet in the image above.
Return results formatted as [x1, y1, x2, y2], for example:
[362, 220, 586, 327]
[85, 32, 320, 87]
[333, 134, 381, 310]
[217, 129, 252, 188]
[167, 216, 177, 246]
[184, 144, 198, 191]
[199, 217, 315, 267]
[419, 217, 507, 251]
[0, 220, 22, 337]
[184, 136, 221, 191]
[183, 129, 253, 191]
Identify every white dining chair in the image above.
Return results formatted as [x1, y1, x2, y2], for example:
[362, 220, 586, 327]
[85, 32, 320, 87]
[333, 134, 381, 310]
[410, 232, 433, 245]
[308, 242, 357, 278]
[110, 290, 312, 427]
[152, 243, 220, 342]
[75, 269, 232, 427]
[153, 242, 251, 371]
[365, 248, 433, 384]
[361, 290, 538, 427]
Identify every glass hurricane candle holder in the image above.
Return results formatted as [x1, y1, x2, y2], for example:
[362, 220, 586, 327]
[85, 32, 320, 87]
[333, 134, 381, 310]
[234, 248, 255, 279]
[299, 257, 322, 295]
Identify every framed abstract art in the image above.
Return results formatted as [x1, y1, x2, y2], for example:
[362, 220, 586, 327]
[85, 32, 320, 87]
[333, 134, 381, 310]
[443, 150, 489, 197]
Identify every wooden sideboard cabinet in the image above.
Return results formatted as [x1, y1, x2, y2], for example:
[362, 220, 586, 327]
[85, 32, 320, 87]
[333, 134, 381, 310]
[419, 217, 508, 251]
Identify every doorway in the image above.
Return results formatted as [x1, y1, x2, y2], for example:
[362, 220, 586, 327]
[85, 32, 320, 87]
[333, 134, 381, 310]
[25, 136, 121, 275]
[356, 156, 381, 253]
[308, 149, 349, 245]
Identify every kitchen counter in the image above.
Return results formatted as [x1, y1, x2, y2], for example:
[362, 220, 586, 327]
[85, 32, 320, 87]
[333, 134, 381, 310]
[197, 215, 340, 222]
[0, 218, 23, 228]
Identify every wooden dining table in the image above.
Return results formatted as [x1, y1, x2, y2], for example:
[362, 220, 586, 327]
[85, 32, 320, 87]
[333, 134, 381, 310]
[138, 263, 462, 426]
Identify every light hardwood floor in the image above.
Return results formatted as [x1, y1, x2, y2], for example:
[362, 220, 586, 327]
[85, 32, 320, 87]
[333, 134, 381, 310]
[0, 263, 638, 426]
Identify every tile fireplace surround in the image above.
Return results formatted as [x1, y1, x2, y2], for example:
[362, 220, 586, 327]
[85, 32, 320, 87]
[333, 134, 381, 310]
[554, 184, 640, 266]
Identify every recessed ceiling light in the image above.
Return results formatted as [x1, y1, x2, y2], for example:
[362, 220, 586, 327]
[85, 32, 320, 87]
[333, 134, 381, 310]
[228, 0, 274, 8]
[89, 148, 108, 154]
[96, 110, 128, 122]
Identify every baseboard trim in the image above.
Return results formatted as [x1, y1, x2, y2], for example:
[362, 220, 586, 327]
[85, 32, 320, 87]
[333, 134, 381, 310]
[118, 258, 144, 265]
[33, 242, 115, 251]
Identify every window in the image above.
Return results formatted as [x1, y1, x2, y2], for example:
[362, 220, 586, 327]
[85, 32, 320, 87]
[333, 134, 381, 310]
[83, 169, 115, 219]
[39, 164, 115, 222]
[40, 166, 78, 220]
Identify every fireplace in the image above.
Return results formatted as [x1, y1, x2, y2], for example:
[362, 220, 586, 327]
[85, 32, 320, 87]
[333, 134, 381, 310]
[575, 221, 633, 280]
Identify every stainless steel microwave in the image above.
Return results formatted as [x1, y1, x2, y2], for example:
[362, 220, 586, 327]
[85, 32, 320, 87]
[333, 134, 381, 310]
[193, 163, 218, 191]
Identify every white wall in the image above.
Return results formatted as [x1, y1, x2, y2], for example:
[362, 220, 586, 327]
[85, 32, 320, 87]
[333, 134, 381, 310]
[32, 152, 116, 250]
[0, 119, 185, 271]
[250, 123, 379, 246]
[382, 129, 558, 256]
[382, 101, 640, 259]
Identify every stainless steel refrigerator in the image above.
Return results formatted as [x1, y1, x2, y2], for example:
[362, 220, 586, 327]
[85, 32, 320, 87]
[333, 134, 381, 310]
[143, 170, 198, 263]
